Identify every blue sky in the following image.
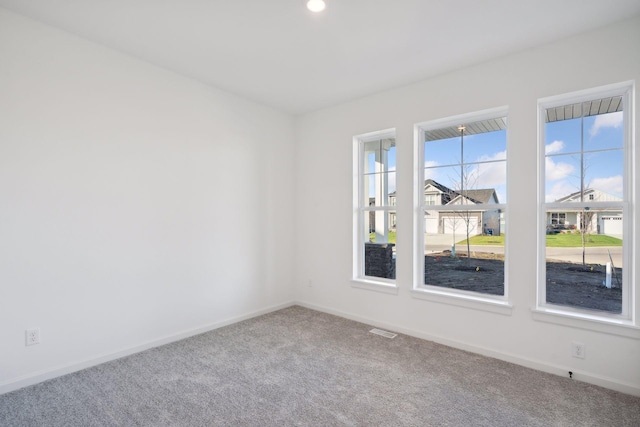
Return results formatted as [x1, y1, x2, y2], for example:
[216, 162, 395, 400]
[544, 111, 623, 202]
[424, 130, 507, 203]
[366, 110, 623, 205]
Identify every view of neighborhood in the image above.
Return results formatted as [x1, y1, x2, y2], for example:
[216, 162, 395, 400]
[362, 98, 625, 313]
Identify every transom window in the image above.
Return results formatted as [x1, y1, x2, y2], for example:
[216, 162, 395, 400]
[538, 84, 632, 319]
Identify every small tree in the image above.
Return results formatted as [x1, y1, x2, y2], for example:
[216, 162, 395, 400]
[452, 126, 478, 263]
[577, 154, 596, 266]
[579, 206, 596, 266]
[446, 161, 479, 263]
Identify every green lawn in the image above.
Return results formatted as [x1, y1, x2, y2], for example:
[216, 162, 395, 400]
[459, 234, 505, 246]
[544, 233, 622, 247]
[368, 232, 621, 247]
[369, 231, 396, 244]
[458, 233, 622, 247]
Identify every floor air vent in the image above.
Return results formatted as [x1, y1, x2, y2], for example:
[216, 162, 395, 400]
[369, 328, 397, 339]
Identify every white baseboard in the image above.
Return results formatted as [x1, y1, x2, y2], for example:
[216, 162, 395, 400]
[3, 299, 638, 398]
[0, 301, 296, 395]
[296, 301, 640, 397]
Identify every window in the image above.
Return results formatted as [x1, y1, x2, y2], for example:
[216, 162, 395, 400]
[415, 108, 507, 299]
[550, 212, 566, 226]
[353, 130, 397, 286]
[538, 83, 633, 320]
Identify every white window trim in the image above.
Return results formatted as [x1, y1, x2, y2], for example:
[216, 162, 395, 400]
[413, 106, 510, 314]
[550, 212, 566, 225]
[531, 307, 640, 340]
[351, 278, 399, 294]
[535, 81, 636, 330]
[352, 128, 398, 292]
[411, 288, 513, 315]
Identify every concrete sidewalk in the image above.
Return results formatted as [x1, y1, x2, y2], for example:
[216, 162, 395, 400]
[546, 247, 622, 267]
[424, 233, 623, 267]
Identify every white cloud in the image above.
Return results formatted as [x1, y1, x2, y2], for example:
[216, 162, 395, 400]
[545, 181, 577, 203]
[545, 140, 576, 182]
[424, 169, 438, 181]
[477, 150, 507, 162]
[473, 151, 506, 188]
[545, 140, 564, 154]
[424, 161, 439, 180]
[544, 175, 623, 202]
[590, 175, 623, 197]
[545, 157, 574, 181]
[589, 111, 623, 137]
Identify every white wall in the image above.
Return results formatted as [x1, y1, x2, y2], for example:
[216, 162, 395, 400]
[1, 5, 638, 398]
[0, 8, 295, 392]
[294, 17, 640, 395]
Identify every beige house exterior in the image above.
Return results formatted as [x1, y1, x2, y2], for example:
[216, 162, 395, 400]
[389, 179, 502, 237]
[547, 188, 623, 235]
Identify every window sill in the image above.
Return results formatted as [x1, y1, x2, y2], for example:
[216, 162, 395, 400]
[411, 287, 513, 316]
[532, 307, 640, 339]
[351, 279, 399, 295]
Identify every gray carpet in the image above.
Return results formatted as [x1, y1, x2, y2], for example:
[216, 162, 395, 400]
[1, 306, 639, 426]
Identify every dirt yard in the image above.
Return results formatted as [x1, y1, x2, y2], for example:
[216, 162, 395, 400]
[424, 251, 622, 313]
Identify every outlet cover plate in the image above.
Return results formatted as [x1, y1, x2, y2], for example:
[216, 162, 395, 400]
[571, 341, 585, 359]
[26, 328, 40, 346]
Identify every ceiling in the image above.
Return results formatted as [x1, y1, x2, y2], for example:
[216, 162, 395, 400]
[1, 0, 639, 115]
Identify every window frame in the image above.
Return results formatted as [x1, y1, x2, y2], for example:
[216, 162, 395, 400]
[550, 212, 566, 226]
[536, 82, 636, 327]
[352, 129, 398, 293]
[413, 107, 512, 314]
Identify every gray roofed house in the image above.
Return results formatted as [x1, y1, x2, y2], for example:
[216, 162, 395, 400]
[448, 188, 499, 205]
[547, 188, 623, 235]
[387, 179, 502, 237]
[424, 179, 500, 236]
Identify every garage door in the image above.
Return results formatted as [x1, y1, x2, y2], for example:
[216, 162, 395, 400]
[442, 216, 478, 236]
[424, 217, 439, 234]
[601, 216, 623, 235]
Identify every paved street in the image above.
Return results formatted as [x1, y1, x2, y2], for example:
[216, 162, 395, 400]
[424, 234, 623, 267]
[545, 246, 622, 267]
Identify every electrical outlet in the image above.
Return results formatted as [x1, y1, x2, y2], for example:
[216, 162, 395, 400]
[571, 341, 585, 359]
[26, 328, 40, 346]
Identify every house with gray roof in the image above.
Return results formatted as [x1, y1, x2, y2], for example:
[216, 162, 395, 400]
[547, 188, 623, 235]
[389, 179, 502, 237]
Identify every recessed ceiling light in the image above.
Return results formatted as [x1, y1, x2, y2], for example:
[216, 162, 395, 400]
[307, 0, 326, 13]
